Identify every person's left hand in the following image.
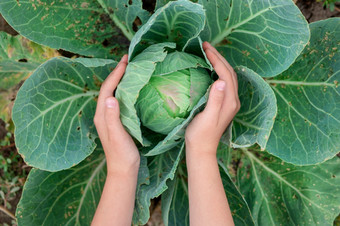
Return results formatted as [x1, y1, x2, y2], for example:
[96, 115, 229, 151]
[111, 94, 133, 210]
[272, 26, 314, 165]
[93, 55, 140, 175]
[185, 42, 240, 156]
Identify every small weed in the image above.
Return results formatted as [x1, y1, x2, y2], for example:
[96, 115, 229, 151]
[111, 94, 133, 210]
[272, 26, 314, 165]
[317, 0, 340, 11]
[0, 125, 31, 223]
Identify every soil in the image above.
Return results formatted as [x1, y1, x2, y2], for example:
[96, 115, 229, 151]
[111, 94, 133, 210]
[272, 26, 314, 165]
[297, 0, 340, 22]
[0, 119, 6, 140]
[147, 199, 164, 226]
[0, 0, 339, 225]
[0, 15, 17, 36]
[0, 120, 30, 226]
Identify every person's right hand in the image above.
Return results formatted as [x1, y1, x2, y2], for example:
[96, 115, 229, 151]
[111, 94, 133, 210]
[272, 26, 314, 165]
[185, 42, 240, 156]
[94, 55, 140, 175]
[92, 56, 140, 226]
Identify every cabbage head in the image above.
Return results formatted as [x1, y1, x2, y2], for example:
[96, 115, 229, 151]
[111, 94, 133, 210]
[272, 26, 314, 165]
[116, 43, 213, 149]
[135, 52, 212, 134]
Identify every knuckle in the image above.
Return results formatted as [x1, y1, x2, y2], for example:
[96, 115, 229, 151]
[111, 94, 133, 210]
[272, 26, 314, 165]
[234, 99, 241, 112]
[237, 99, 241, 109]
[93, 115, 98, 125]
[229, 99, 239, 112]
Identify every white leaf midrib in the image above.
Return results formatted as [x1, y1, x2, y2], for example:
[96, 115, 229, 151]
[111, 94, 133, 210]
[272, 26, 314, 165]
[15, 90, 98, 136]
[243, 150, 327, 212]
[211, 5, 282, 45]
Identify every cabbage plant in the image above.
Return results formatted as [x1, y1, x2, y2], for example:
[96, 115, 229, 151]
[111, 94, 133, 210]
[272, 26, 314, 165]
[0, 0, 339, 225]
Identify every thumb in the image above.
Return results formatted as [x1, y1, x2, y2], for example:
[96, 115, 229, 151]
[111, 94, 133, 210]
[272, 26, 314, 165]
[202, 80, 226, 119]
[104, 97, 124, 134]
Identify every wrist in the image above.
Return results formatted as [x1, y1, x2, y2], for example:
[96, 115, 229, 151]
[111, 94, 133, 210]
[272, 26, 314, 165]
[185, 141, 218, 157]
[186, 149, 218, 174]
[106, 158, 140, 177]
[186, 145, 217, 163]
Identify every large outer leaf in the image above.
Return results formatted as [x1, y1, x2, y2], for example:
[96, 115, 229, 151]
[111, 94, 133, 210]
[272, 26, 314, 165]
[16, 148, 106, 226]
[216, 140, 232, 173]
[238, 149, 340, 225]
[128, 0, 205, 60]
[230, 66, 277, 150]
[116, 42, 175, 146]
[133, 144, 184, 225]
[266, 18, 340, 165]
[155, 0, 170, 11]
[0, 31, 59, 90]
[161, 162, 255, 226]
[199, 0, 310, 77]
[161, 168, 189, 226]
[183, 36, 213, 71]
[97, 0, 150, 40]
[0, 0, 128, 58]
[12, 57, 117, 171]
[0, 32, 59, 122]
[219, 162, 255, 226]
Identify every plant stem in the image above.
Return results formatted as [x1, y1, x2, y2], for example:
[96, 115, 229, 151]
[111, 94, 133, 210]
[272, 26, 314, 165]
[0, 143, 15, 151]
[0, 205, 16, 220]
[334, 6, 340, 13]
[96, 0, 133, 41]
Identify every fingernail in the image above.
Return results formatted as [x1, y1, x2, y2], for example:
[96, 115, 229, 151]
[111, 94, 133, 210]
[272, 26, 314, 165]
[106, 98, 116, 108]
[216, 81, 225, 91]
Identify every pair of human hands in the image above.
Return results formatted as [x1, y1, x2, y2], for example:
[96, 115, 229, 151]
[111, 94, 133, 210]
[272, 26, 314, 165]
[93, 42, 240, 173]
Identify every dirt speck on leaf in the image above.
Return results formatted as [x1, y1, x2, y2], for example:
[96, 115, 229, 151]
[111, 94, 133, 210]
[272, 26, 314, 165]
[81, 2, 90, 8]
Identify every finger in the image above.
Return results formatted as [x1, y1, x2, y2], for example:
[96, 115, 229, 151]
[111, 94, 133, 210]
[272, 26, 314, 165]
[205, 49, 236, 99]
[202, 41, 209, 51]
[99, 54, 128, 98]
[203, 42, 238, 93]
[204, 48, 240, 125]
[203, 42, 232, 69]
[104, 97, 126, 141]
[202, 80, 226, 123]
[96, 54, 128, 119]
[203, 42, 234, 73]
